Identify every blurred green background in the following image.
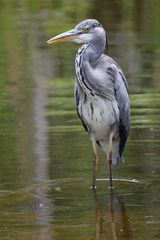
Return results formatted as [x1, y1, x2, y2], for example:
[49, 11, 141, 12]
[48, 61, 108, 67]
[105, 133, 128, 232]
[0, 0, 160, 239]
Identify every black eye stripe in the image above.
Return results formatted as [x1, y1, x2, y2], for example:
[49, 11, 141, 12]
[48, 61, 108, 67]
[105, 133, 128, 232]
[77, 21, 102, 33]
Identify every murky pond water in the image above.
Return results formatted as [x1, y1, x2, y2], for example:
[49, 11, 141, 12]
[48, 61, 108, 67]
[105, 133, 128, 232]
[0, 1, 160, 239]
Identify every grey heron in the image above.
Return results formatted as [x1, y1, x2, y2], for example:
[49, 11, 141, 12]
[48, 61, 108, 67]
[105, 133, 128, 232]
[47, 19, 130, 189]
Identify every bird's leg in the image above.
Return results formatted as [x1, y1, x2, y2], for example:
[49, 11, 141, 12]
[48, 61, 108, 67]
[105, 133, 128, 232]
[108, 151, 113, 189]
[92, 140, 99, 189]
[108, 133, 113, 189]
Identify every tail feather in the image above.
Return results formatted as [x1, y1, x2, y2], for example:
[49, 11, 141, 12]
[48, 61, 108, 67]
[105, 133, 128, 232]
[112, 138, 123, 166]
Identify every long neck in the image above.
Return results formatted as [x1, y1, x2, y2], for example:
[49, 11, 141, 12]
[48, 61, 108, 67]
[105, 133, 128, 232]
[83, 28, 107, 64]
[75, 44, 96, 96]
[75, 31, 107, 96]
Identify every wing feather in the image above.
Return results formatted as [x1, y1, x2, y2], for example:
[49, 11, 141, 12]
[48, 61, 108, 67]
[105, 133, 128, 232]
[96, 55, 130, 157]
[109, 62, 130, 156]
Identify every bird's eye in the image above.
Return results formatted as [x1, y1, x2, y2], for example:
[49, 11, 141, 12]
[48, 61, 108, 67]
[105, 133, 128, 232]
[82, 27, 90, 32]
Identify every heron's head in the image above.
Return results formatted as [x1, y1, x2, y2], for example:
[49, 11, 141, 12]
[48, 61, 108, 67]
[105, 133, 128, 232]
[47, 19, 106, 46]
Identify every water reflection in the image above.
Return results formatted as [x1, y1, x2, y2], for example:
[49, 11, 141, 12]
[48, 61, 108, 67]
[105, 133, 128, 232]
[94, 190, 131, 240]
[0, 0, 160, 239]
[32, 44, 53, 239]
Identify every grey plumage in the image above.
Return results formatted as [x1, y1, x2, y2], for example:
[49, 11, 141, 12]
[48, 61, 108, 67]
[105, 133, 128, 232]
[47, 19, 130, 188]
[74, 20, 130, 164]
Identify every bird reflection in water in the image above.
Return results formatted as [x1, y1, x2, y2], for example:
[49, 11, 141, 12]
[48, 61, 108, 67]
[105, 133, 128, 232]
[93, 190, 132, 240]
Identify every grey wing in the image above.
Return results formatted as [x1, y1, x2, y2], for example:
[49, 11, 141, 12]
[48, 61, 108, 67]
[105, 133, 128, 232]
[111, 64, 130, 157]
[94, 56, 130, 157]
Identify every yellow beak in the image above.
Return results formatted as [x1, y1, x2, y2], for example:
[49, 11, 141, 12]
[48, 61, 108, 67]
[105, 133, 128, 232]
[47, 29, 79, 45]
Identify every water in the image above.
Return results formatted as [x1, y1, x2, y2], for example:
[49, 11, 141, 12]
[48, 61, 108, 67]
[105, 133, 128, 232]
[0, 1, 160, 239]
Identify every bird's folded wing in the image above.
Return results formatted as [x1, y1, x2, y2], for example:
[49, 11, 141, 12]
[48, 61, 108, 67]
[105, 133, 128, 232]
[86, 55, 130, 155]
[107, 62, 130, 156]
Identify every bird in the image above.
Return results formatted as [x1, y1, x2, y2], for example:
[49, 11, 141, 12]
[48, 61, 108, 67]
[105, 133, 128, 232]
[47, 19, 130, 189]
